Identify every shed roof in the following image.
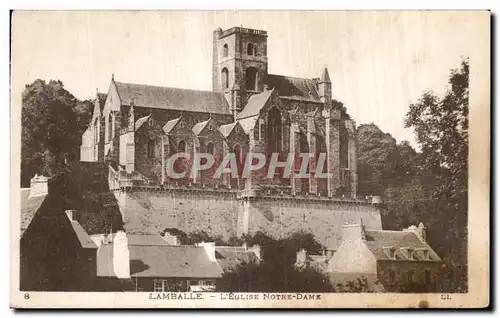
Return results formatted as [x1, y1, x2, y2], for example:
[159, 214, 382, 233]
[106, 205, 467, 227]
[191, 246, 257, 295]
[129, 245, 223, 278]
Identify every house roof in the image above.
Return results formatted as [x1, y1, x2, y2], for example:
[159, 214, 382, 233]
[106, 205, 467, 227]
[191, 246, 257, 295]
[192, 120, 209, 136]
[264, 74, 320, 102]
[135, 114, 151, 131]
[215, 246, 259, 271]
[364, 230, 441, 262]
[129, 245, 223, 278]
[237, 89, 274, 120]
[114, 81, 229, 114]
[128, 234, 170, 246]
[69, 220, 98, 249]
[20, 189, 47, 237]
[219, 122, 237, 138]
[163, 117, 181, 134]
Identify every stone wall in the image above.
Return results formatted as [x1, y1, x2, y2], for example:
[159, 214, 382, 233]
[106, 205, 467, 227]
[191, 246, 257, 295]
[113, 188, 240, 240]
[238, 195, 382, 249]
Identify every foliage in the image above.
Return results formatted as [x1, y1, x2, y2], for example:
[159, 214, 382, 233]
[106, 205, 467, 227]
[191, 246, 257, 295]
[216, 231, 333, 293]
[334, 276, 377, 293]
[356, 59, 469, 293]
[21, 79, 93, 186]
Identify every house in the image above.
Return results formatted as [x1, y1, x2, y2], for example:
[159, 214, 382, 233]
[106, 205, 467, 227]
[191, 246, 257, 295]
[20, 175, 98, 291]
[215, 244, 261, 272]
[92, 232, 223, 292]
[295, 219, 442, 292]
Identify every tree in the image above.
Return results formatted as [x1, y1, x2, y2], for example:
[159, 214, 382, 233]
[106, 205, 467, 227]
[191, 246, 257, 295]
[404, 59, 469, 292]
[21, 79, 93, 186]
[216, 232, 333, 293]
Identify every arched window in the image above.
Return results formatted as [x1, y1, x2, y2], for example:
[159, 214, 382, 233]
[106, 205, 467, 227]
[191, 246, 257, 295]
[339, 123, 349, 168]
[247, 43, 255, 56]
[108, 114, 113, 141]
[178, 140, 186, 153]
[94, 119, 99, 144]
[246, 67, 258, 91]
[266, 107, 282, 155]
[315, 135, 328, 195]
[206, 142, 214, 156]
[223, 44, 228, 57]
[221, 68, 229, 89]
[147, 139, 155, 158]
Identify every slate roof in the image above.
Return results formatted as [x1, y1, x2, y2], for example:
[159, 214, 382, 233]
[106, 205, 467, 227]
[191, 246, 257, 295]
[264, 74, 320, 102]
[114, 81, 229, 114]
[163, 117, 181, 134]
[237, 89, 274, 120]
[20, 189, 47, 237]
[215, 246, 259, 272]
[69, 220, 98, 249]
[129, 245, 223, 278]
[135, 114, 151, 131]
[219, 122, 238, 138]
[364, 230, 441, 262]
[192, 120, 209, 136]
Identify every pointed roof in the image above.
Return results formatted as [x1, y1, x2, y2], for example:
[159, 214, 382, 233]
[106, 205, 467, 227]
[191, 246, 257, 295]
[135, 114, 152, 131]
[237, 89, 274, 120]
[192, 119, 210, 136]
[320, 67, 331, 83]
[163, 117, 181, 134]
[264, 74, 320, 102]
[219, 122, 238, 138]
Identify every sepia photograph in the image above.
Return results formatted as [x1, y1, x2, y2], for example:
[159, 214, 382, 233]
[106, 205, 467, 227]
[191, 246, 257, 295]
[9, 10, 490, 308]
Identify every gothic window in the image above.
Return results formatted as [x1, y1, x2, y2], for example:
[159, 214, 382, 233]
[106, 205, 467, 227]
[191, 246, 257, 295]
[178, 140, 186, 153]
[221, 68, 229, 89]
[108, 114, 113, 141]
[206, 142, 214, 156]
[246, 67, 258, 91]
[147, 139, 155, 158]
[223, 44, 228, 57]
[339, 122, 349, 168]
[266, 107, 282, 155]
[315, 135, 328, 195]
[94, 118, 99, 143]
[247, 43, 256, 56]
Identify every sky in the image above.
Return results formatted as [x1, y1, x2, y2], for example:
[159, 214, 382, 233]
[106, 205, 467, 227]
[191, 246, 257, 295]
[11, 11, 488, 147]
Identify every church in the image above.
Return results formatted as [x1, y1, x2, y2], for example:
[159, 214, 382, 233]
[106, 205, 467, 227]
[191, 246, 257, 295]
[80, 26, 383, 249]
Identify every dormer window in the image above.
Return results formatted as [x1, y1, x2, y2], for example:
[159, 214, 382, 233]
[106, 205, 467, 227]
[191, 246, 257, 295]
[383, 246, 396, 259]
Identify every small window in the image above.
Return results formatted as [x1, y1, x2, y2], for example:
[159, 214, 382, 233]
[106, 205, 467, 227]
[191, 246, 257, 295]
[206, 142, 214, 156]
[147, 139, 155, 158]
[247, 43, 255, 56]
[223, 44, 228, 57]
[221, 68, 229, 89]
[407, 270, 414, 283]
[178, 140, 186, 153]
[153, 279, 166, 292]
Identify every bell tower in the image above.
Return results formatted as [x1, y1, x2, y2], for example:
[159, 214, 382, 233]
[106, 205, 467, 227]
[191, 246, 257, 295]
[212, 26, 268, 116]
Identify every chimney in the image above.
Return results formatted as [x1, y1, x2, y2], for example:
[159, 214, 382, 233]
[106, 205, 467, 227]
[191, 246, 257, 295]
[249, 245, 261, 261]
[342, 219, 366, 241]
[403, 222, 426, 243]
[113, 231, 130, 279]
[417, 222, 427, 242]
[296, 248, 308, 264]
[29, 174, 50, 198]
[198, 242, 216, 262]
[65, 209, 80, 223]
[162, 232, 179, 245]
